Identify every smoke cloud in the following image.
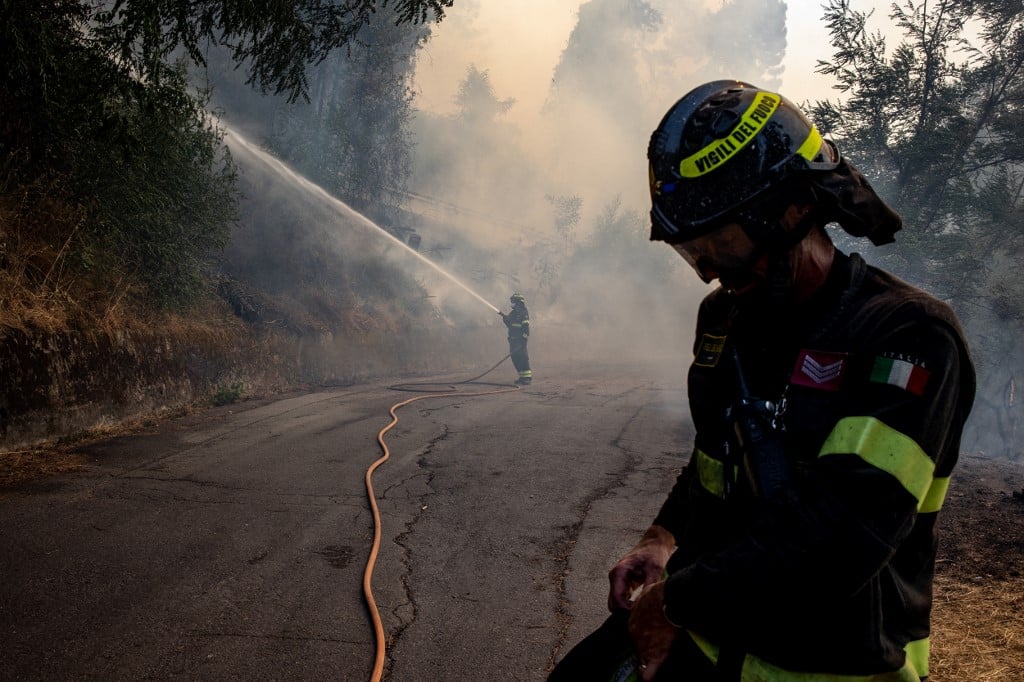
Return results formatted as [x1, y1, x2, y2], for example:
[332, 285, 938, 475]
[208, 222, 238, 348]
[407, 0, 791, 363]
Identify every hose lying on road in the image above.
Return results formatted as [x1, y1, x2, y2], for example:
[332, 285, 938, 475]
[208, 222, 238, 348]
[363, 355, 521, 682]
[386, 353, 513, 392]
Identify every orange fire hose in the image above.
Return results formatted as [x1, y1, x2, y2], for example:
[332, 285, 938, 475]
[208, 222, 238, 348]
[363, 360, 521, 681]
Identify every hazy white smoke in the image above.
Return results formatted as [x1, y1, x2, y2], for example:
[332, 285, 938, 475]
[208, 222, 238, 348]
[405, 0, 788, 361]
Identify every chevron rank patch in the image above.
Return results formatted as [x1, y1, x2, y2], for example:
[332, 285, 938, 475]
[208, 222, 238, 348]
[870, 354, 930, 396]
[790, 349, 847, 391]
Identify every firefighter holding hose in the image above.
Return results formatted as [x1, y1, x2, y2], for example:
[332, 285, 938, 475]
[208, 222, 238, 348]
[499, 292, 532, 385]
[548, 81, 975, 680]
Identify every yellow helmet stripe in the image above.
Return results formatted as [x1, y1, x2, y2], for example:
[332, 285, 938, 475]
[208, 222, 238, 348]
[796, 124, 825, 162]
[678, 91, 781, 178]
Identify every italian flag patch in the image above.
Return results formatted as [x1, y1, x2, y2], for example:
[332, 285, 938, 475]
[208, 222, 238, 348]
[870, 356, 930, 396]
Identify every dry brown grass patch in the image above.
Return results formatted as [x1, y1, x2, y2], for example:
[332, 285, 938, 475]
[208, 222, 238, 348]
[0, 405, 198, 490]
[0, 446, 89, 489]
[932, 569, 1024, 679]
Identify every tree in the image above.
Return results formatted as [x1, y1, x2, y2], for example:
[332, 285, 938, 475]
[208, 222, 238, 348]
[208, 7, 435, 325]
[454, 65, 516, 125]
[810, 0, 1024, 295]
[807, 0, 1024, 456]
[261, 9, 429, 216]
[1, 0, 453, 319]
[1, 2, 239, 313]
[92, 0, 453, 102]
[547, 0, 661, 116]
[528, 194, 583, 300]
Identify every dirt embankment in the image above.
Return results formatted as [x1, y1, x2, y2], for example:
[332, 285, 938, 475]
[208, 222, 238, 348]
[0, 318, 502, 458]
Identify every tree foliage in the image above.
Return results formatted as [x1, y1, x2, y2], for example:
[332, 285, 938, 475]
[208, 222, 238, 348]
[455, 65, 517, 125]
[545, 0, 664, 135]
[208, 6, 435, 325]
[92, 0, 453, 102]
[554, 196, 679, 315]
[809, 0, 1024, 306]
[808, 0, 1024, 456]
[2, 0, 239, 312]
[255, 8, 429, 215]
[2, 0, 450, 320]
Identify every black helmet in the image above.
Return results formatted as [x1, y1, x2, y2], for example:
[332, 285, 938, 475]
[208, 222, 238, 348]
[648, 80, 840, 244]
[510, 292, 526, 306]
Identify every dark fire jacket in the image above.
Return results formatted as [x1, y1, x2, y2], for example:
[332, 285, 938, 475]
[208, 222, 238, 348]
[504, 304, 530, 340]
[653, 251, 975, 680]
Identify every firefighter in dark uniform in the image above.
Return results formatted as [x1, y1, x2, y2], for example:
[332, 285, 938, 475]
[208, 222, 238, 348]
[500, 292, 532, 385]
[548, 81, 975, 681]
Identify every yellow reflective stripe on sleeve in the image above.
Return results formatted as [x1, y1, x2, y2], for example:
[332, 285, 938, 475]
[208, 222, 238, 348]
[678, 92, 781, 177]
[695, 449, 726, 498]
[818, 417, 935, 508]
[687, 631, 925, 681]
[919, 476, 950, 514]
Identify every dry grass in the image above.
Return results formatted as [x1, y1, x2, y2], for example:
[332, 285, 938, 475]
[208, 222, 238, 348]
[932, 574, 1024, 680]
[0, 186, 82, 333]
[1, 181, 242, 342]
[0, 446, 90, 489]
[0, 174, 228, 339]
[0, 404, 200, 490]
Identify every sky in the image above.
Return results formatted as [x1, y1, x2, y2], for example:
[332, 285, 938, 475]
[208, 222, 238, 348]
[413, 0, 894, 125]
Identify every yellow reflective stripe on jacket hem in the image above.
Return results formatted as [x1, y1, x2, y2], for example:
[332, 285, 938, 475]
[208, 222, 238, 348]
[818, 417, 935, 509]
[905, 638, 929, 678]
[687, 631, 927, 681]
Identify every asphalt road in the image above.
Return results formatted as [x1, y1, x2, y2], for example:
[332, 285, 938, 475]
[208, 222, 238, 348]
[0, 359, 692, 681]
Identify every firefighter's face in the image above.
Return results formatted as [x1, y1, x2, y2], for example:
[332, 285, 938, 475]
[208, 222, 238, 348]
[671, 203, 817, 295]
[671, 222, 764, 294]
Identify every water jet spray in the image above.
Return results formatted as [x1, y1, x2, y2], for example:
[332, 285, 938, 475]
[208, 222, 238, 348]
[221, 124, 500, 314]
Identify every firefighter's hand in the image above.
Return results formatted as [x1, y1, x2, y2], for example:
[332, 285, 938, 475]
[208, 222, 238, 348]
[608, 525, 675, 612]
[628, 581, 677, 681]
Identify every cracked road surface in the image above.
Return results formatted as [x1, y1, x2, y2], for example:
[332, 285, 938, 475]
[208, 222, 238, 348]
[0, 360, 690, 681]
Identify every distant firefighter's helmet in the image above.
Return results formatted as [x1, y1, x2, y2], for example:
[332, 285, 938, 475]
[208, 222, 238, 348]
[647, 80, 840, 244]
[510, 292, 526, 306]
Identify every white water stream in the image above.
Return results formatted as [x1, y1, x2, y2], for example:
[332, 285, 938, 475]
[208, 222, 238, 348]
[221, 124, 500, 314]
